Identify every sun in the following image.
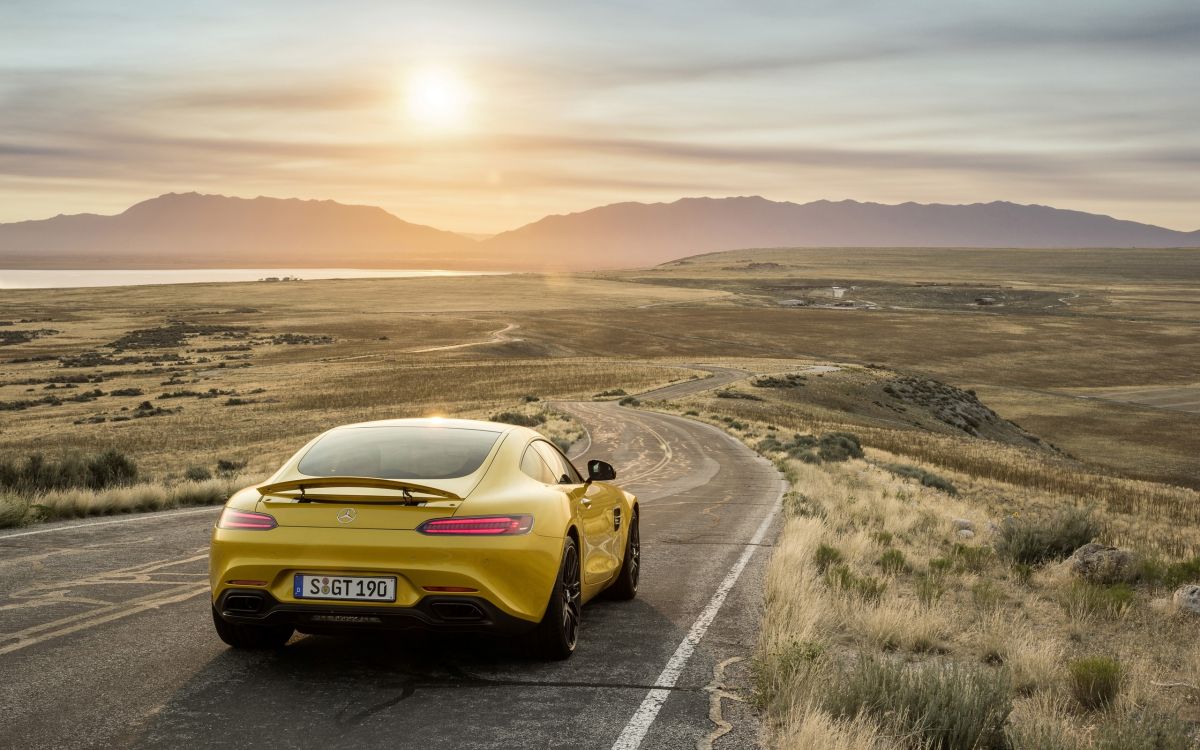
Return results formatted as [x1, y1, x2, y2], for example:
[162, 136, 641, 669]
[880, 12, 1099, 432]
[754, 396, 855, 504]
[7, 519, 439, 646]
[405, 66, 471, 130]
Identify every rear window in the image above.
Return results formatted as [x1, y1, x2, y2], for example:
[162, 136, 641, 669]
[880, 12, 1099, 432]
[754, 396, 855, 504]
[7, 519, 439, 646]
[298, 426, 501, 480]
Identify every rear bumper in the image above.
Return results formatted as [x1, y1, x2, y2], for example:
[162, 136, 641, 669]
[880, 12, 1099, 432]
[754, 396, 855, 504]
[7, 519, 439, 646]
[209, 525, 562, 624]
[214, 588, 535, 635]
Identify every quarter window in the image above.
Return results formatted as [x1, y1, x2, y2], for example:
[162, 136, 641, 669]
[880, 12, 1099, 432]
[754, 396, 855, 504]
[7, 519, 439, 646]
[532, 441, 582, 484]
[520, 445, 556, 484]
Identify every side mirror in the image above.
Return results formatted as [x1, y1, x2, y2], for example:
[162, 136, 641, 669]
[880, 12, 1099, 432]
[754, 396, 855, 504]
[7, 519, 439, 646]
[587, 459, 617, 482]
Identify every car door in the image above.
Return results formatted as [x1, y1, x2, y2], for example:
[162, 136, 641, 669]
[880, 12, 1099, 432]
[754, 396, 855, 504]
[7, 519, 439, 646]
[531, 441, 620, 585]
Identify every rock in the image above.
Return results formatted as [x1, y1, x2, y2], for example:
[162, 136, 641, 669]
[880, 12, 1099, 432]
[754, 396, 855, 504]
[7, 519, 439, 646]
[1069, 543, 1138, 584]
[957, 529, 975, 540]
[1175, 585, 1200, 616]
[953, 518, 974, 531]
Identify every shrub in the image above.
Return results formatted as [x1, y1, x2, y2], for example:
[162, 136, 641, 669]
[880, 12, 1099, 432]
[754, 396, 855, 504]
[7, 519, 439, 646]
[929, 557, 954, 576]
[823, 658, 1012, 750]
[814, 543, 843, 573]
[0, 493, 29, 528]
[1011, 562, 1035, 586]
[879, 462, 958, 495]
[751, 374, 807, 388]
[520, 394, 540, 402]
[971, 580, 1005, 611]
[952, 543, 994, 573]
[1138, 555, 1200, 589]
[753, 639, 825, 711]
[216, 458, 247, 475]
[817, 432, 864, 462]
[0, 449, 138, 492]
[879, 548, 909, 575]
[594, 388, 626, 397]
[826, 564, 886, 603]
[715, 389, 763, 401]
[786, 492, 824, 518]
[1061, 582, 1134, 619]
[490, 410, 545, 427]
[618, 396, 640, 406]
[1068, 656, 1122, 710]
[185, 466, 213, 481]
[994, 507, 1100, 564]
[915, 573, 945, 607]
[550, 436, 572, 453]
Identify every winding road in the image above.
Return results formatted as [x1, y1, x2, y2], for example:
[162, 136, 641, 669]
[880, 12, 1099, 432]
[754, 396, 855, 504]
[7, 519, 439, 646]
[0, 373, 784, 750]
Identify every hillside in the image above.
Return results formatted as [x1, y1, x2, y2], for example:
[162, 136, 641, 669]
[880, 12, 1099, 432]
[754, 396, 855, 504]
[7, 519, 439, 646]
[485, 196, 1200, 268]
[0, 193, 486, 270]
[2, 193, 1197, 271]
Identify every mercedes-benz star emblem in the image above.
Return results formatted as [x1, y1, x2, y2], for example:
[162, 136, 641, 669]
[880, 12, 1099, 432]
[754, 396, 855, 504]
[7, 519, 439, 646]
[336, 508, 357, 524]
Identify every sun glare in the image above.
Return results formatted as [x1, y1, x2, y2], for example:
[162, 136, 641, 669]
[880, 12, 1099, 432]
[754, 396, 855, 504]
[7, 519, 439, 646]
[405, 66, 471, 130]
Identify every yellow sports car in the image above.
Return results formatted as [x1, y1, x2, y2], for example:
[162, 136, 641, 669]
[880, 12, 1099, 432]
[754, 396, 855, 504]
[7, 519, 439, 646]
[209, 417, 639, 659]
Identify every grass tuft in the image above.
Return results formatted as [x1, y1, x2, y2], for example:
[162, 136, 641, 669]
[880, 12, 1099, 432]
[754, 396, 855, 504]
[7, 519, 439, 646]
[879, 548, 909, 575]
[1067, 656, 1122, 711]
[823, 658, 1012, 750]
[814, 543, 844, 573]
[1060, 582, 1134, 619]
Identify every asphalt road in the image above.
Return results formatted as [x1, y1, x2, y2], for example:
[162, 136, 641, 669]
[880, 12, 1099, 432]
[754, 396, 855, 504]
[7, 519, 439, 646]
[0, 372, 784, 750]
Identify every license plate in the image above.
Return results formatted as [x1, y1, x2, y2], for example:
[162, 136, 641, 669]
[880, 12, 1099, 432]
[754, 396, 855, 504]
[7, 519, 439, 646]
[294, 574, 396, 602]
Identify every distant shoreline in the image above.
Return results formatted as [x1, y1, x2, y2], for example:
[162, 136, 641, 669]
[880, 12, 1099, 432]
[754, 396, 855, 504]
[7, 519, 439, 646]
[0, 268, 509, 290]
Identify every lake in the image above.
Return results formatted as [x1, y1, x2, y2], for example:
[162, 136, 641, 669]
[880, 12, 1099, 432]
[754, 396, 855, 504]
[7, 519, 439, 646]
[0, 268, 505, 290]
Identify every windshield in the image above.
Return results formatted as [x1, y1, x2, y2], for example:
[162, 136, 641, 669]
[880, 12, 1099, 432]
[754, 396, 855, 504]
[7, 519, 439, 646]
[298, 426, 501, 480]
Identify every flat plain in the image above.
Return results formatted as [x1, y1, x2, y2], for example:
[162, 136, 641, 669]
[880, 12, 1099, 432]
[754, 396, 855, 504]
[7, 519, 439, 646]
[2, 247, 1197, 488]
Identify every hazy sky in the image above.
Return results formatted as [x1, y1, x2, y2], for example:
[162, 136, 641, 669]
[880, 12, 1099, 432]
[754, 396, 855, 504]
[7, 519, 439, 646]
[2, 0, 1197, 233]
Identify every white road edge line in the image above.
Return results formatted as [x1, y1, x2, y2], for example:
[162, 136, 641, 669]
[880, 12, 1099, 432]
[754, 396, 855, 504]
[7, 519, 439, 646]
[610, 481, 783, 750]
[0, 506, 222, 540]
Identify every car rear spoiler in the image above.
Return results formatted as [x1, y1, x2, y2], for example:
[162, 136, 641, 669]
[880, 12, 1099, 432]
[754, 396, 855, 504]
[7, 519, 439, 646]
[257, 476, 462, 501]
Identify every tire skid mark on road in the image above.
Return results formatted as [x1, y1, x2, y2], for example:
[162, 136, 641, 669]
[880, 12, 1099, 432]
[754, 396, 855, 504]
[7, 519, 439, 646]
[617, 411, 675, 484]
[337, 680, 417, 726]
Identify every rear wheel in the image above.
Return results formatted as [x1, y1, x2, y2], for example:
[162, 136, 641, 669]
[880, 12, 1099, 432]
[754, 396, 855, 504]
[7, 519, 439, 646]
[211, 604, 293, 649]
[606, 510, 640, 600]
[528, 536, 582, 660]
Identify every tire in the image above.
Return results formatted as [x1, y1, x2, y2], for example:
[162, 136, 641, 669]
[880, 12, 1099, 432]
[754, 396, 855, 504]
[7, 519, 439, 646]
[605, 510, 640, 601]
[527, 536, 582, 660]
[211, 604, 293, 650]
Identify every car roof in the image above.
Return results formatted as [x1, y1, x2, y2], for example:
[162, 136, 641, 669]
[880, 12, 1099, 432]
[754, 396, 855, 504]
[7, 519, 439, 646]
[329, 417, 527, 434]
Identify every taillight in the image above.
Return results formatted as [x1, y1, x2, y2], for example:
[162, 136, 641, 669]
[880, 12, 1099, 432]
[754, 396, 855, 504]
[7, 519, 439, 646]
[417, 515, 533, 536]
[217, 508, 277, 530]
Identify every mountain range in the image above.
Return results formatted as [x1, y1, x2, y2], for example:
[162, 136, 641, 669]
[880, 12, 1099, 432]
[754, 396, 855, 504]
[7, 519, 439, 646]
[1, 192, 1196, 271]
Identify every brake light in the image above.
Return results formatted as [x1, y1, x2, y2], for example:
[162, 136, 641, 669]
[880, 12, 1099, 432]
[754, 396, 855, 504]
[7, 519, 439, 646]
[417, 515, 533, 535]
[218, 508, 277, 530]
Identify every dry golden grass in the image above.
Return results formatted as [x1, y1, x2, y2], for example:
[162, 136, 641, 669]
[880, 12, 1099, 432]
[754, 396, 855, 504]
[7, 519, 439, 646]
[715, 413, 1200, 748]
[775, 704, 887, 750]
[0, 473, 255, 526]
[657, 382, 1200, 557]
